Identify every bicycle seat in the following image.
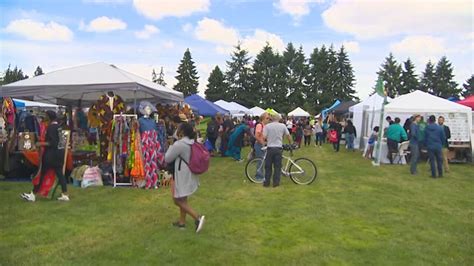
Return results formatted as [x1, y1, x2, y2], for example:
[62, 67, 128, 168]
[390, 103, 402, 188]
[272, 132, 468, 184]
[261, 146, 268, 151]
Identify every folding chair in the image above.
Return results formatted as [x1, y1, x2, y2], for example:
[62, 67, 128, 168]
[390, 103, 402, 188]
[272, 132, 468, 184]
[392, 141, 410, 164]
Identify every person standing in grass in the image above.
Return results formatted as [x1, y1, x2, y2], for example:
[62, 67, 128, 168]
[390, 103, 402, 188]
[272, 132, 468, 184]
[263, 113, 292, 188]
[424, 115, 445, 178]
[254, 112, 269, 181]
[313, 119, 323, 147]
[409, 115, 421, 175]
[386, 117, 408, 164]
[343, 119, 356, 151]
[303, 121, 312, 147]
[329, 117, 342, 152]
[364, 126, 379, 159]
[21, 110, 69, 202]
[165, 122, 205, 232]
[438, 116, 451, 172]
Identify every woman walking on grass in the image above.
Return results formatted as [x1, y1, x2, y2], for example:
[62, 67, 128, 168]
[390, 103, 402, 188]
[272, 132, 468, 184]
[165, 122, 205, 233]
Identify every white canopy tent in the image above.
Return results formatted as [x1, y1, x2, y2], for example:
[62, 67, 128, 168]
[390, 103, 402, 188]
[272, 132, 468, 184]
[288, 107, 310, 117]
[349, 94, 392, 149]
[374, 90, 472, 144]
[1, 62, 183, 104]
[249, 106, 266, 116]
[214, 100, 251, 117]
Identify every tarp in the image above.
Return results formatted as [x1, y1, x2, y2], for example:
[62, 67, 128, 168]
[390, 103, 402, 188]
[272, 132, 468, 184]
[184, 94, 229, 117]
[333, 100, 358, 115]
[249, 106, 266, 116]
[13, 98, 60, 109]
[350, 94, 392, 149]
[457, 95, 474, 109]
[288, 107, 310, 117]
[321, 100, 341, 119]
[1, 62, 183, 104]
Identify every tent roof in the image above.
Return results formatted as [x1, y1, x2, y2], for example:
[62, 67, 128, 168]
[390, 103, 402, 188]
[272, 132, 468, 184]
[250, 106, 266, 116]
[214, 100, 250, 114]
[288, 107, 310, 117]
[1, 62, 183, 104]
[385, 90, 471, 113]
[184, 94, 229, 117]
[13, 98, 60, 108]
[457, 95, 474, 109]
[333, 100, 358, 114]
[349, 94, 392, 112]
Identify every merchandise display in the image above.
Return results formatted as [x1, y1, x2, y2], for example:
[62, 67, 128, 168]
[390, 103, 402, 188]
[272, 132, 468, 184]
[95, 92, 125, 161]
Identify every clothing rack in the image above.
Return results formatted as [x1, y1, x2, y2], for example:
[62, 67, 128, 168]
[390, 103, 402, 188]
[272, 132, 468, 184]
[113, 114, 137, 187]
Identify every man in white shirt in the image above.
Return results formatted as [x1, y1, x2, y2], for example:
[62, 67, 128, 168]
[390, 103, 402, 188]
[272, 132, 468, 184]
[263, 113, 292, 187]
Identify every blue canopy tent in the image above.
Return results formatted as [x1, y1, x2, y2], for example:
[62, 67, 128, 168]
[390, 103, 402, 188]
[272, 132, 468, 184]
[184, 94, 229, 117]
[321, 100, 341, 120]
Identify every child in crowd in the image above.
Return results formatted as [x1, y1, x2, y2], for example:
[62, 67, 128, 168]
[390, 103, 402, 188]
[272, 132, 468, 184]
[365, 126, 379, 159]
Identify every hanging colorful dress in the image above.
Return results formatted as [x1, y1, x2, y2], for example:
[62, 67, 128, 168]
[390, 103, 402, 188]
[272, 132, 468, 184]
[139, 116, 164, 189]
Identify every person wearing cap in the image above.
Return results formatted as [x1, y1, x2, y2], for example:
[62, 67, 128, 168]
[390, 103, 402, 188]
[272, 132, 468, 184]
[409, 115, 421, 174]
[424, 115, 446, 178]
[21, 110, 70, 202]
[263, 112, 292, 187]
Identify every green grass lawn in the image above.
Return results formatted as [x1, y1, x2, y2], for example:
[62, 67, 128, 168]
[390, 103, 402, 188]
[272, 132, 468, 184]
[1, 144, 473, 265]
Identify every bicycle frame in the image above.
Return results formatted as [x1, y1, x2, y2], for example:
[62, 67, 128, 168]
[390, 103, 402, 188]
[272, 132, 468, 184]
[260, 149, 305, 177]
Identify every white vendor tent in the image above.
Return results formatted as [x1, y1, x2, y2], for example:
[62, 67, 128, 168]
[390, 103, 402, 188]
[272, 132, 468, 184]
[375, 90, 472, 143]
[350, 94, 392, 149]
[288, 107, 310, 117]
[214, 100, 250, 117]
[1, 62, 183, 104]
[250, 106, 266, 116]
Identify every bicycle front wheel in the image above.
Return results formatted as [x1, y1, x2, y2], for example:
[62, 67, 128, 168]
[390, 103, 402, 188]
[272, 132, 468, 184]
[289, 158, 317, 185]
[245, 158, 265, 184]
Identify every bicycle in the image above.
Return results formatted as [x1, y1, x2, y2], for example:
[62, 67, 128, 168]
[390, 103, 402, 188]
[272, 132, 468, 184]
[245, 144, 318, 185]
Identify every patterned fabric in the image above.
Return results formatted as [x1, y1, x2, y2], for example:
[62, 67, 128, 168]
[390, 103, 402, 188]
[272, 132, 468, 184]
[141, 130, 164, 188]
[94, 94, 125, 161]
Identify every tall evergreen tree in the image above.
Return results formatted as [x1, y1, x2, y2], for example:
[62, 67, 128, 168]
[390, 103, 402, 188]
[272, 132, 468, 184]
[152, 69, 158, 83]
[173, 48, 199, 97]
[0, 65, 28, 85]
[400, 58, 418, 94]
[282, 43, 307, 112]
[34, 66, 44, 76]
[225, 44, 252, 105]
[461, 75, 473, 97]
[433, 56, 459, 98]
[156, 67, 167, 86]
[205, 66, 226, 102]
[419, 61, 436, 93]
[251, 44, 282, 108]
[376, 53, 402, 98]
[307, 45, 331, 112]
[334, 46, 357, 101]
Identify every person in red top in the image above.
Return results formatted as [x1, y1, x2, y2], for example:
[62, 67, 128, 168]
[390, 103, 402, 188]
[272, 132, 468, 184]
[254, 112, 269, 181]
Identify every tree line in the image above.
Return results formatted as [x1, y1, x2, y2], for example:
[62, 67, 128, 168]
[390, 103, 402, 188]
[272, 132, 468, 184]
[376, 53, 473, 98]
[171, 43, 357, 114]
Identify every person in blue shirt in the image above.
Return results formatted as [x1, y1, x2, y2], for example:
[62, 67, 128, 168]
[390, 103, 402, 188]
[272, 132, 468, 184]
[424, 115, 446, 178]
[409, 115, 421, 174]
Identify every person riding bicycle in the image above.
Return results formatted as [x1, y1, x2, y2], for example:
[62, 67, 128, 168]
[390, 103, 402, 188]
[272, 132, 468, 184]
[262, 112, 293, 188]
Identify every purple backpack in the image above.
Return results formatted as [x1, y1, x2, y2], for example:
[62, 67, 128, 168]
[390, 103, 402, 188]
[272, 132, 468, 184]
[180, 142, 210, 174]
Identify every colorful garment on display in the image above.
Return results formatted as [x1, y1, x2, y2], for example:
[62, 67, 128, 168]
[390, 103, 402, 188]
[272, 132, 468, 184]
[2, 97, 16, 130]
[95, 94, 125, 161]
[157, 123, 167, 152]
[141, 130, 164, 188]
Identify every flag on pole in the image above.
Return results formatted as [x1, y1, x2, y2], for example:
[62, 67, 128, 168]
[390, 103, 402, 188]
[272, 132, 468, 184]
[375, 77, 385, 97]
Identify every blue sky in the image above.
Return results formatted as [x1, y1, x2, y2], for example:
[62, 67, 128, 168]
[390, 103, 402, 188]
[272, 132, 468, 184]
[1, 0, 472, 99]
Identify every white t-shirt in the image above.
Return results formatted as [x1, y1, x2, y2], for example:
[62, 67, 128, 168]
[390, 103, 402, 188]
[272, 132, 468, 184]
[286, 120, 293, 130]
[263, 122, 290, 148]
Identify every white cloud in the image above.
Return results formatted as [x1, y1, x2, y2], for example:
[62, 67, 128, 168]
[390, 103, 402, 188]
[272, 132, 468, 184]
[83, 0, 128, 3]
[4, 19, 73, 42]
[242, 29, 285, 55]
[133, 0, 210, 20]
[182, 23, 193, 33]
[390, 35, 445, 63]
[342, 41, 360, 53]
[80, 16, 127, 32]
[216, 45, 233, 55]
[134, 24, 159, 39]
[163, 40, 175, 49]
[322, 0, 472, 39]
[194, 17, 239, 46]
[274, 0, 323, 22]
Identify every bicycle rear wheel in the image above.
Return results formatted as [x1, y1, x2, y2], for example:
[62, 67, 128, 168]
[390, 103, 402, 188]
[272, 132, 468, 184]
[289, 157, 317, 185]
[245, 158, 265, 183]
